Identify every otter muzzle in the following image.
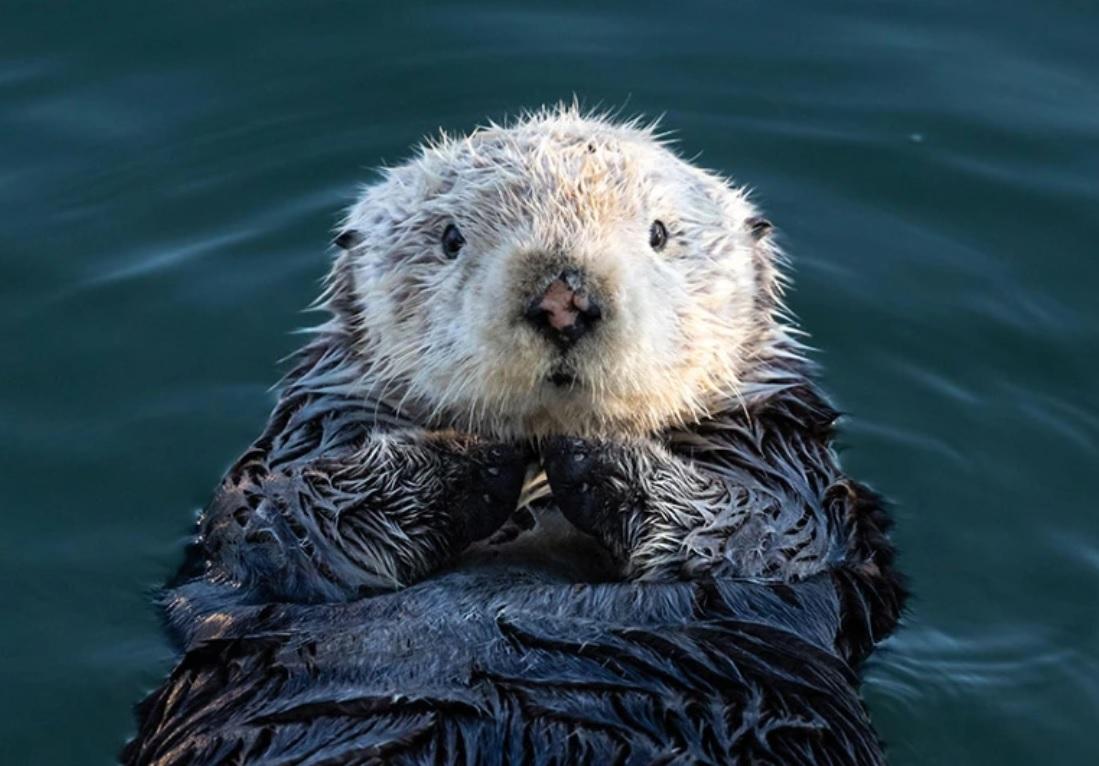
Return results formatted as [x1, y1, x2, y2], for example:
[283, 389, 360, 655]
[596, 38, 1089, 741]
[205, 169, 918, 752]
[523, 268, 603, 351]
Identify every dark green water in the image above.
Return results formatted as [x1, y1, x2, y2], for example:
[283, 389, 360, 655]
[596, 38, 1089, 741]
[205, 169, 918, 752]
[2, 1, 1097, 763]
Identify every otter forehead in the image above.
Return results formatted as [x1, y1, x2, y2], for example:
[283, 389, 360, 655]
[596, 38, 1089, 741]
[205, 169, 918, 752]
[349, 113, 733, 247]
[334, 107, 780, 438]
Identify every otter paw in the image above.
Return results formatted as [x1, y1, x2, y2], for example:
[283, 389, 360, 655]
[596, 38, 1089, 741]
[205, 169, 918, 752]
[454, 441, 534, 541]
[541, 436, 623, 537]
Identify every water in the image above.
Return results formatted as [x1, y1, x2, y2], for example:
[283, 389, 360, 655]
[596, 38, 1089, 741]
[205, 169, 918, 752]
[2, 1, 1097, 762]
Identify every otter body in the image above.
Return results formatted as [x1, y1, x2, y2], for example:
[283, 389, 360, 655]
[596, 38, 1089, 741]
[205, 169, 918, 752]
[124, 108, 905, 765]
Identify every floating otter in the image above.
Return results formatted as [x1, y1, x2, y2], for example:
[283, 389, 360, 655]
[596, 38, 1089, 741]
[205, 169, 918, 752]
[123, 107, 906, 765]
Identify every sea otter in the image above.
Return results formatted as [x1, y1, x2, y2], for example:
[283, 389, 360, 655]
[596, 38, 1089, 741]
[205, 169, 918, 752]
[123, 107, 906, 765]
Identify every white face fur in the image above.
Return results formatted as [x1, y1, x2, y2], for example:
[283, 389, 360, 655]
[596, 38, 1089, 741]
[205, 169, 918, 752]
[336, 109, 780, 440]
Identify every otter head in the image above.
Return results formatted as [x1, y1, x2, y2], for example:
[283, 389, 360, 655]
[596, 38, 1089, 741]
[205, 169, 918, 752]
[334, 108, 782, 440]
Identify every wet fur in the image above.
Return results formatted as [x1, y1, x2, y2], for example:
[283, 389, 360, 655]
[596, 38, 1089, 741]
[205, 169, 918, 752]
[123, 107, 906, 765]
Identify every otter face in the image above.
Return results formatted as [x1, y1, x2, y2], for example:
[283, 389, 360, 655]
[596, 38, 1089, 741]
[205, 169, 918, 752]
[336, 109, 780, 439]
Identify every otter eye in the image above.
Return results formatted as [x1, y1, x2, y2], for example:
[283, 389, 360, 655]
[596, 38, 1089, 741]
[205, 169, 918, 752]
[649, 220, 668, 252]
[441, 223, 465, 259]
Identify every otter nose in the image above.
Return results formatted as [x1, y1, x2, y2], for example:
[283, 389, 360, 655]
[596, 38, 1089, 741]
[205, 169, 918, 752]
[523, 269, 603, 351]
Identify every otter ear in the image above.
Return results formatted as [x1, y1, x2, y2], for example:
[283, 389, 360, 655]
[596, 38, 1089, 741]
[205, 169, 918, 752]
[333, 229, 363, 250]
[745, 216, 774, 242]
